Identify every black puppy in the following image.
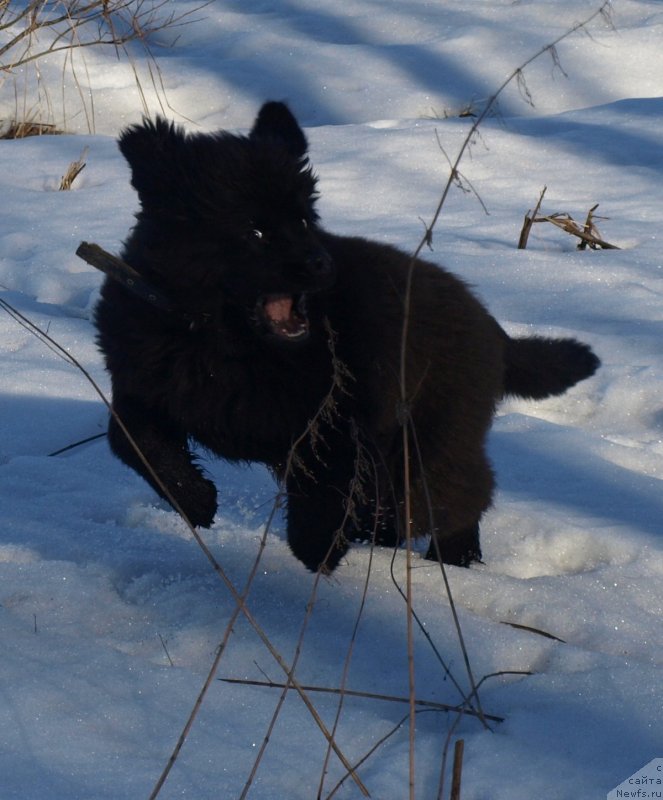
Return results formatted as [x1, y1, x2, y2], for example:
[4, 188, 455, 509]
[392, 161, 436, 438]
[95, 102, 599, 572]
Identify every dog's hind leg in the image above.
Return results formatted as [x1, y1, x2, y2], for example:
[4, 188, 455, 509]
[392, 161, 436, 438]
[108, 394, 218, 527]
[408, 445, 492, 568]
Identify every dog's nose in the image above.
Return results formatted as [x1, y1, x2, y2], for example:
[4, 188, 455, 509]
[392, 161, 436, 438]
[306, 248, 333, 278]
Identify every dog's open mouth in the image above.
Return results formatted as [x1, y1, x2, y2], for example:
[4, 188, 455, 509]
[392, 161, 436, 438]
[259, 293, 309, 341]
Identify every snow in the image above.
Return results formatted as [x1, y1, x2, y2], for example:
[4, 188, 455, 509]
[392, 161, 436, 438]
[1, 1, 662, 798]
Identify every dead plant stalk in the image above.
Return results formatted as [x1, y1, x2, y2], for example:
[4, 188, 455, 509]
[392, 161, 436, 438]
[0, 297, 367, 799]
[398, 2, 613, 794]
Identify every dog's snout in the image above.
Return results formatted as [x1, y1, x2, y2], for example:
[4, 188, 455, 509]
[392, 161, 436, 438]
[306, 248, 333, 278]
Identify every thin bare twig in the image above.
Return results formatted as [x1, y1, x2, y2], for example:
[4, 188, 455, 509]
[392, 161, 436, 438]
[324, 710, 422, 800]
[149, 507, 274, 800]
[219, 678, 504, 724]
[48, 431, 106, 456]
[499, 621, 566, 643]
[0, 297, 366, 797]
[397, 6, 613, 790]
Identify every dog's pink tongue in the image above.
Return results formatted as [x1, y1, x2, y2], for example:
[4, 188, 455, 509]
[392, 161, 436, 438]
[264, 296, 293, 322]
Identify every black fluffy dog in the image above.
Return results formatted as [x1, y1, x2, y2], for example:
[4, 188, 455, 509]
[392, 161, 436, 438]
[95, 102, 599, 572]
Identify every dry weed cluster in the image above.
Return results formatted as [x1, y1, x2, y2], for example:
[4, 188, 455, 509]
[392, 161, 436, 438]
[0, 0, 204, 135]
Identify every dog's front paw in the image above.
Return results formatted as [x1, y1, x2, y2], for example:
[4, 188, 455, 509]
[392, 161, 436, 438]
[288, 527, 349, 573]
[171, 476, 218, 528]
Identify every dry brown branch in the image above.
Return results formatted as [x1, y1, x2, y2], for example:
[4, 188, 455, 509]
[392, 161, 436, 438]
[411, 1, 612, 258]
[450, 739, 465, 800]
[474, 670, 534, 690]
[407, 419, 489, 729]
[47, 431, 106, 456]
[578, 203, 599, 251]
[0, 0, 203, 66]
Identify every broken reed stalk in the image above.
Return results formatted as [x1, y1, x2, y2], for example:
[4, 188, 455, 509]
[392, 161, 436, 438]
[436, 710, 463, 800]
[59, 146, 88, 190]
[579, 203, 599, 250]
[0, 296, 367, 799]
[518, 185, 547, 249]
[518, 190, 620, 250]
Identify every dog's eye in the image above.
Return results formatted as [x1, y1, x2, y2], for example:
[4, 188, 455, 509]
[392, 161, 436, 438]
[251, 228, 264, 240]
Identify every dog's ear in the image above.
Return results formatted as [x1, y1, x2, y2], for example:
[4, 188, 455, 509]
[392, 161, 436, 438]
[249, 101, 308, 158]
[118, 117, 184, 204]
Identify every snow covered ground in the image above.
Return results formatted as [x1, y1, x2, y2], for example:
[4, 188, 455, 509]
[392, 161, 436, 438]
[0, 1, 661, 798]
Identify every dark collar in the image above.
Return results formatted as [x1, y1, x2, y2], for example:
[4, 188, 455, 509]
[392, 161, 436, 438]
[76, 241, 211, 329]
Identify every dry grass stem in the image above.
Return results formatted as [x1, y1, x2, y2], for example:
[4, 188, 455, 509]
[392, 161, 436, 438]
[397, 4, 612, 790]
[59, 146, 88, 190]
[220, 678, 504, 724]
[48, 431, 106, 456]
[499, 621, 566, 642]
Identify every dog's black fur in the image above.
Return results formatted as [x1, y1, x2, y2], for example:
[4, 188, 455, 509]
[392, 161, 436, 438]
[95, 102, 600, 572]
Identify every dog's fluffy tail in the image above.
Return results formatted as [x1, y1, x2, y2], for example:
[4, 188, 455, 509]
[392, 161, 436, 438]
[503, 336, 600, 400]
